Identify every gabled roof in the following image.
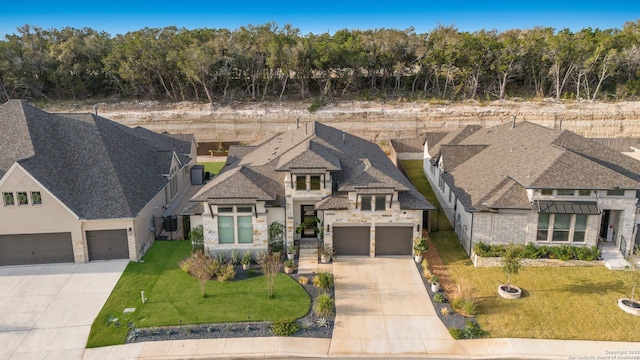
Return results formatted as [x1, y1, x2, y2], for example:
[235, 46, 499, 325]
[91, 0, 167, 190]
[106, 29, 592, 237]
[429, 121, 640, 212]
[276, 140, 341, 171]
[0, 100, 193, 219]
[191, 121, 433, 210]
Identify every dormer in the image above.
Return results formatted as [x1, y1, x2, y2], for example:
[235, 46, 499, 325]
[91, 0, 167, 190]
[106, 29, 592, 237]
[276, 140, 341, 198]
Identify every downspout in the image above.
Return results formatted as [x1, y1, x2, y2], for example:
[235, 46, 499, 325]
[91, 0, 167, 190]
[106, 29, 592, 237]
[469, 212, 474, 256]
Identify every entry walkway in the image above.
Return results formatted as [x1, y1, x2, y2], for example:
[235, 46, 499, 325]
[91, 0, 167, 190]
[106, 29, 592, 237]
[82, 257, 640, 359]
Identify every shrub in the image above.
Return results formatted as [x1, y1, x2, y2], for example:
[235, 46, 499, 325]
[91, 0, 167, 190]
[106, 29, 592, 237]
[214, 251, 227, 264]
[449, 327, 463, 339]
[473, 242, 506, 257]
[440, 307, 450, 316]
[230, 250, 241, 265]
[271, 319, 299, 336]
[181, 252, 217, 297]
[449, 321, 483, 339]
[313, 292, 335, 316]
[298, 276, 309, 285]
[433, 293, 446, 303]
[460, 320, 483, 339]
[241, 251, 252, 265]
[216, 262, 236, 281]
[313, 272, 334, 291]
[299, 318, 313, 330]
[461, 298, 478, 317]
[316, 317, 330, 328]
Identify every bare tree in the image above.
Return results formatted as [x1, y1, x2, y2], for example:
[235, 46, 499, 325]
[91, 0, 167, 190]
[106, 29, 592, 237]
[259, 253, 281, 298]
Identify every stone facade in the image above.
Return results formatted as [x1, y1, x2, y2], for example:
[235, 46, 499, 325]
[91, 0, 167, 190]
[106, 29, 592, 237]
[423, 150, 635, 257]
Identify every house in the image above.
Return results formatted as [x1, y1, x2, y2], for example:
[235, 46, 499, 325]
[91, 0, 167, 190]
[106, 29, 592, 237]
[423, 120, 640, 257]
[186, 121, 434, 257]
[0, 100, 197, 265]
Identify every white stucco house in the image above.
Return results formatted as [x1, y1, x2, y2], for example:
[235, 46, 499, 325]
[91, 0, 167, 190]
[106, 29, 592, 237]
[185, 122, 434, 258]
[422, 120, 640, 258]
[0, 100, 197, 265]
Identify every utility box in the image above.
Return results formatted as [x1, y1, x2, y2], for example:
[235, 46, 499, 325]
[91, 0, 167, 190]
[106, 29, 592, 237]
[190, 165, 205, 185]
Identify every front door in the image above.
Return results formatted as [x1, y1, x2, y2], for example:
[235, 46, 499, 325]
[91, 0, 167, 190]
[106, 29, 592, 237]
[301, 205, 317, 237]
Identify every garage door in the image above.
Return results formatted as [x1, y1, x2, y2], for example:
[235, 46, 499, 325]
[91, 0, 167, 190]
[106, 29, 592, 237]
[0, 232, 74, 266]
[86, 230, 129, 260]
[375, 226, 413, 256]
[333, 226, 370, 256]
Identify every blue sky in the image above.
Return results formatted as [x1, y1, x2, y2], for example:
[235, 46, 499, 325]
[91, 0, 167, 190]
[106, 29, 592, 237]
[1, 0, 638, 37]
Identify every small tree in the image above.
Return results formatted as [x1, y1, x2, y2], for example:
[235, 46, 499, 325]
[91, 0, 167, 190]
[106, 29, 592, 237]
[626, 246, 640, 303]
[187, 252, 217, 298]
[189, 225, 204, 252]
[502, 243, 522, 291]
[259, 253, 281, 298]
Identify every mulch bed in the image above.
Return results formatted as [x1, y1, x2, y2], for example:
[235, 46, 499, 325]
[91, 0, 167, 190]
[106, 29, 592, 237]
[126, 266, 335, 343]
[415, 260, 473, 331]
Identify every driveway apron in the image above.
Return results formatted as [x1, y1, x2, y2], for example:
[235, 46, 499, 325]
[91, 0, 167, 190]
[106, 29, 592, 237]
[0, 261, 128, 360]
[330, 257, 457, 356]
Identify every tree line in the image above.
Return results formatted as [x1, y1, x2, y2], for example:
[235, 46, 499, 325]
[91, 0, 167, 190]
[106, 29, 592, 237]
[1, 21, 640, 104]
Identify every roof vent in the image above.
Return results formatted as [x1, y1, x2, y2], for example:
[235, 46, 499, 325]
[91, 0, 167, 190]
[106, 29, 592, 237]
[297, 118, 300, 129]
[342, 132, 346, 145]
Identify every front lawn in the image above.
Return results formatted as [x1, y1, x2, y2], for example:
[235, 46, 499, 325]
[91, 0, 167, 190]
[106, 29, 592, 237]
[402, 159, 640, 342]
[87, 241, 310, 347]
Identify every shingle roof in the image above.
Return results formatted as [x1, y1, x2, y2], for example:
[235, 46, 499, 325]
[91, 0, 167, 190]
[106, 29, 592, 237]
[190, 121, 434, 210]
[428, 121, 640, 212]
[0, 100, 193, 219]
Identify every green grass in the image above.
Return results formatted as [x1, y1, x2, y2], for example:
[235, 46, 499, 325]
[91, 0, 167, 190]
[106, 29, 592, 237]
[87, 241, 310, 347]
[402, 159, 640, 342]
[402, 160, 453, 231]
[199, 162, 225, 176]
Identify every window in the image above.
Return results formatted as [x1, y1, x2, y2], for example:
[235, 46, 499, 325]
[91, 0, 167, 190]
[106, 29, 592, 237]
[295, 176, 306, 190]
[310, 176, 321, 190]
[218, 216, 235, 244]
[217, 206, 253, 244]
[361, 195, 372, 211]
[31, 191, 42, 205]
[607, 189, 625, 196]
[448, 188, 452, 203]
[541, 189, 553, 196]
[3, 192, 14, 206]
[556, 189, 575, 196]
[430, 163, 435, 175]
[374, 195, 386, 211]
[578, 190, 591, 196]
[573, 215, 587, 243]
[537, 213, 549, 241]
[537, 213, 589, 243]
[552, 214, 571, 242]
[17, 192, 28, 205]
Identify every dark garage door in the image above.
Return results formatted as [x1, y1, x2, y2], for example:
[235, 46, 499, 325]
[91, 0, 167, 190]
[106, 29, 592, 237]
[333, 226, 370, 256]
[0, 232, 74, 266]
[86, 229, 129, 260]
[375, 226, 413, 256]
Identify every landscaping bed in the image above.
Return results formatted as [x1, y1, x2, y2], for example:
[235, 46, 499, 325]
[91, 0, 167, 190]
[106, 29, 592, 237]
[125, 268, 335, 343]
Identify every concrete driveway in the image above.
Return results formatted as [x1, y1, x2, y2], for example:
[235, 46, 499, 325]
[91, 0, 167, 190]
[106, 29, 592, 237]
[0, 261, 128, 360]
[330, 257, 458, 356]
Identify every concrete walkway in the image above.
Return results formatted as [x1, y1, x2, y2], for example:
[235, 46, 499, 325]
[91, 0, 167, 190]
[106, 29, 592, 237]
[0, 261, 128, 360]
[81, 257, 640, 360]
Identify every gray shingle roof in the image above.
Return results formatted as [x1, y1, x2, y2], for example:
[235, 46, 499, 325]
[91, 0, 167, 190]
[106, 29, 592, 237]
[190, 121, 434, 210]
[0, 100, 193, 219]
[429, 121, 640, 212]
